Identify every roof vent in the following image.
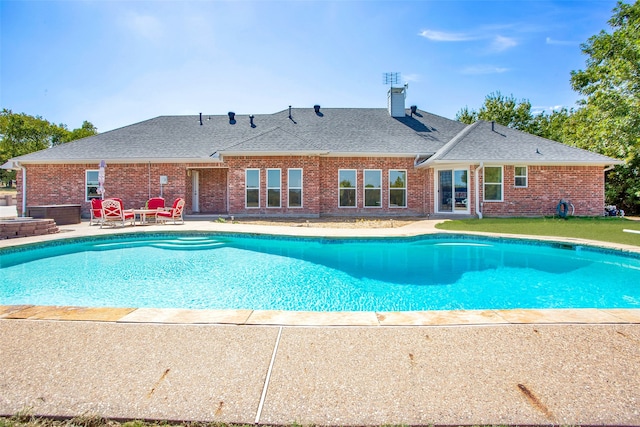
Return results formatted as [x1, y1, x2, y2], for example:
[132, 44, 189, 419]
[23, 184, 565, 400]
[410, 105, 417, 116]
[249, 115, 255, 128]
[228, 112, 236, 125]
[314, 105, 320, 113]
[199, 112, 203, 126]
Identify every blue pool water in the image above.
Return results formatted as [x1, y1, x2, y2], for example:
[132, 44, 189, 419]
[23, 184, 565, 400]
[1, 233, 639, 312]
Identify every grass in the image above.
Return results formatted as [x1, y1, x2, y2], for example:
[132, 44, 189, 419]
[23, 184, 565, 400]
[435, 216, 640, 246]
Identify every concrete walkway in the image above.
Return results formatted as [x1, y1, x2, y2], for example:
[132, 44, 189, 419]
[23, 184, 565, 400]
[1, 219, 640, 425]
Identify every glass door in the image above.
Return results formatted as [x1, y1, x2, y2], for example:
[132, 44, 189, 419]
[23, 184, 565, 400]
[437, 168, 468, 213]
[454, 170, 468, 211]
[438, 170, 452, 212]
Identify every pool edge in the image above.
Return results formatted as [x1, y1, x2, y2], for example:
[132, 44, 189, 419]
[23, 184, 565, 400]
[2, 305, 639, 326]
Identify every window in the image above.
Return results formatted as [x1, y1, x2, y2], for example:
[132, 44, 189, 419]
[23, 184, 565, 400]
[85, 170, 100, 201]
[515, 166, 527, 188]
[364, 170, 382, 207]
[288, 168, 303, 208]
[389, 170, 407, 207]
[484, 166, 503, 201]
[267, 169, 281, 208]
[338, 169, 356, 207]
[245, 169, 260, 208]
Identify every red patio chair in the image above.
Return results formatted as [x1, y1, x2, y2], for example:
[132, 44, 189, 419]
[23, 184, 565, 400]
[145, 197, 165, 223]
[156, 198, 185, 224]
[100, 198, 135, 228]
[90, 198, 103, 226]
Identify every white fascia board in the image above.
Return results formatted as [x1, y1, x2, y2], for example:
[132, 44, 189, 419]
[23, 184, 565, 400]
[218, 150, 326, 157]
[321, 152, 419, 158]
[422, 159, 624, 167]
[14, 157, 224, 165]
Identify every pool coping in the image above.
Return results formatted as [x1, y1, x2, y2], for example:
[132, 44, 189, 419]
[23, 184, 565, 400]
[1, 218, 639, 327]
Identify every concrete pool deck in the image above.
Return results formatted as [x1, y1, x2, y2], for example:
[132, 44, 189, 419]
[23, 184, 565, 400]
[1, 218, 640, 425]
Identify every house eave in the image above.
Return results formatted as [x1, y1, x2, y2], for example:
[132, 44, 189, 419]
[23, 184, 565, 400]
[10, 157, 224, 165]
[218, 150, 326, 157]
[418, 159, 625, 168]
[218, 150, 419, 158]
[322, 152, 420, 158]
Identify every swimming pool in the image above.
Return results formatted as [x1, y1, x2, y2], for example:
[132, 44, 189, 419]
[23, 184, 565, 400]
[1, 233, 639, 312]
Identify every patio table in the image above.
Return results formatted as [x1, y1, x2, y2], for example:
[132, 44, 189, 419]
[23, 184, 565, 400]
[132, 209, 159, 226]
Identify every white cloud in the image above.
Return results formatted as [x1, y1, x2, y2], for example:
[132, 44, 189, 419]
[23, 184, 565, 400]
[490, 35, 517, 52]
[418, 29, 477, 42]
[546, 37, 576, 46]
[460, 65, 509, 75]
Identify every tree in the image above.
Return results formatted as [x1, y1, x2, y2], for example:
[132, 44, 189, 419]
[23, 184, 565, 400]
[455, 92, 537, 132]
[0, 109, 98, 185]
[60, 121, 98, 145]
[568, 0, 640, 213]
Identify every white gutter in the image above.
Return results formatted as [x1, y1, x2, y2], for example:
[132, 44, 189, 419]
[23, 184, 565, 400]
[475, 162, 483, 219]
[604, 164, 617, 172]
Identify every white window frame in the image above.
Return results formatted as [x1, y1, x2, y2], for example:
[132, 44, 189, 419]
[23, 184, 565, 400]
[288, 168, 303, 208]
[363, 169, 382, 208]
[484, 166, 503, 202]
[267, 168, 281, 208]
[338, 169, 357, 208]
[85, 170, 100, 201]
[245, 169, 260, 209]
[389, 169, 407, 208]
[514, 165, 528, 188]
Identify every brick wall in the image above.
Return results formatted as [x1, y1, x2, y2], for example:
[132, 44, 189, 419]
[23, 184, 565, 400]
[17, 163, 189, 217]
[16, 161, 606, 219]
[224, 156, 321, 216]
[318, 157, 426, 216]
[479, 165, 605, 217]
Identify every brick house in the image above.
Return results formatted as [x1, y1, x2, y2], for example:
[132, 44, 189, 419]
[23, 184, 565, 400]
[4, 87, 622, 219]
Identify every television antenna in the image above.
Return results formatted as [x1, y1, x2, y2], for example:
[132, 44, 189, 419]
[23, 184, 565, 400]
[383, 72, 401, 87]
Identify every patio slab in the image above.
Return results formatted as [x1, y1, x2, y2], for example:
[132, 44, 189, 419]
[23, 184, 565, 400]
[260, 325, 640, 426]
[0, 320, 278, 423]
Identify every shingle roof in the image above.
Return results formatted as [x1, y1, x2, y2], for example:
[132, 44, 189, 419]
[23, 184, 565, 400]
[424, 120, 621, 165]
[7, 109, 620, 166]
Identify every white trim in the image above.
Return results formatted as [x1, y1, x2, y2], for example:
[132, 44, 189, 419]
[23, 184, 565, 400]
[388, 169, 407, 208]
[424, 159, 623, 167]
[287, 168, 303, 208]
[85, 169, 100, 202]
[266, 168, 281, 208]
[245, 168, 260, 209]
[434, 167, 470, 214]
[363, 169, 382, 208]
[338, 169, 357, 208]
[483, 165, 504, 202]
[514, 165, 528, 188]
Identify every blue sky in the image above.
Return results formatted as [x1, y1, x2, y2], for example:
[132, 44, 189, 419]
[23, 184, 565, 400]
[1, 0, 618, 133]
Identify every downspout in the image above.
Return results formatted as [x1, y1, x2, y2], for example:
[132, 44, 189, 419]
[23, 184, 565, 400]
[19, 163, 27, 217]
[475, 162, 484, 219]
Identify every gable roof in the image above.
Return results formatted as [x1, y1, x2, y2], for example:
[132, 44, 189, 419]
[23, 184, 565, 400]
[421, 120, 622, 166]
[5, 108, 621, 167]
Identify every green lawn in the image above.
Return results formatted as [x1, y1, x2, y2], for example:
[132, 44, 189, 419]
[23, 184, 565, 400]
[435, 216, 640, 247]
